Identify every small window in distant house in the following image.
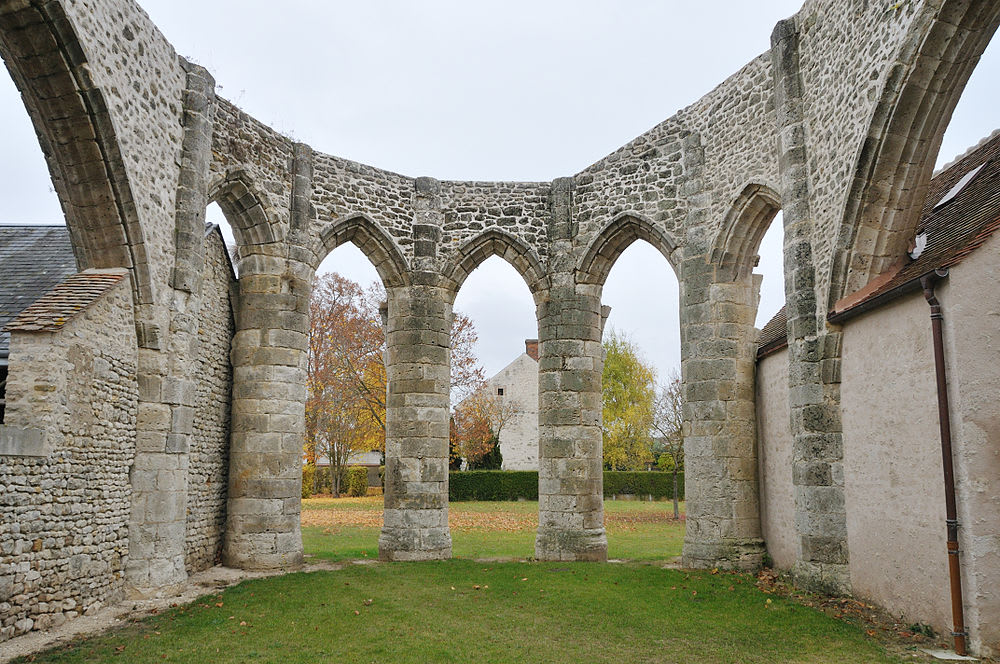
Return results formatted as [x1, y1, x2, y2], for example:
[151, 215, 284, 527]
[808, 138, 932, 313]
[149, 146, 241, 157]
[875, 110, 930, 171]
[497, 387, 504, 396]
[0, 363, 7, 424]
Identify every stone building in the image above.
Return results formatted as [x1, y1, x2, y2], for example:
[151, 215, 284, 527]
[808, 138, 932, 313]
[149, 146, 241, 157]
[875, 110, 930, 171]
[476, 339, 540, 470]
[0, 0, 998, 655]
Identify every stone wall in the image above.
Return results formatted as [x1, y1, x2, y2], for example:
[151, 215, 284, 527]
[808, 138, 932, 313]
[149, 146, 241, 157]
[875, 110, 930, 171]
[0, 272, 137, 642]
[184, 229, 235, 572]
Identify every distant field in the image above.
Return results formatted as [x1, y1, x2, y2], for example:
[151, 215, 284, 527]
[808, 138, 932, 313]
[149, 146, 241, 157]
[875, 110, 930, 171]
[300, 496, 686, 561]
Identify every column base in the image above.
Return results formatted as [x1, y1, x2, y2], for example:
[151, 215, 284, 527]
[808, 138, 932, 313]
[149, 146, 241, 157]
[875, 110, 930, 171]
[682, 537, 765, 571]
[378, 526, 452, 561]
[791, 560, 851, 595]
[222, 532, 304, 571]
[535, 527, 607, 562]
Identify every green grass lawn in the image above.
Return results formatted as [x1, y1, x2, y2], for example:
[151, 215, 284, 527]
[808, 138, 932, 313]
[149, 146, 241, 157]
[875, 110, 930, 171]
[16, 498, 912, 663]
[16, 561, 904, 664]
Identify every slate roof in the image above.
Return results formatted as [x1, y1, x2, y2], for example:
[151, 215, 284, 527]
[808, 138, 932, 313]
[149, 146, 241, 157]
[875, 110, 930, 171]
[0, 225, 77, 356]
[758, 129, 1000, 358]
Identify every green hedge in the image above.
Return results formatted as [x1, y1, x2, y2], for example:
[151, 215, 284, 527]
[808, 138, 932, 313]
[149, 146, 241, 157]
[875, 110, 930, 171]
[448, 470, 684, 501]
[449, 471, 539, 501]
[604, 471, 684, 500]
[346, 467, 368, 497]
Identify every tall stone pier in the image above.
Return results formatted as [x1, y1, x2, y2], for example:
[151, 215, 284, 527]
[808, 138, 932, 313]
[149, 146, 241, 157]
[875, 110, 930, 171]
[379, 284, 453, 560]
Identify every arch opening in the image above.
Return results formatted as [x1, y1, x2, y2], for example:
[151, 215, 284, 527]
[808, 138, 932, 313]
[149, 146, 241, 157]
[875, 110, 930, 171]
[578, 213, 678, 287]
[441, 229, 549, 304]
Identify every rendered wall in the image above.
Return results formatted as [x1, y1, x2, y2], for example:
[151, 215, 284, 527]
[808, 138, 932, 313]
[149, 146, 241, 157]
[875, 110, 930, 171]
[937, 230, 1000, 655]
[756, 349, 796, 570]
[184, 230, 235, 572]
[483, 353, 539, 471]
[0, 276, 137, 641]
[841, 294, 951, 636]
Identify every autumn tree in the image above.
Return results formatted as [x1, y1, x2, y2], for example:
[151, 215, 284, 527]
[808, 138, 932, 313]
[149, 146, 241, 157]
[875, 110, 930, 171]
[306, 271, 486, 492]
[601, 330, 656, 471]
[307, 273, 383, 495]
[652, 372, 684, 519]
[451, 381, 519, 467]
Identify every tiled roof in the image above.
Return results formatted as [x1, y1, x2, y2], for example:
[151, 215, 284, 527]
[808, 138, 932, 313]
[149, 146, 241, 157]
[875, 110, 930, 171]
[756, 306, 787, 359]
[829, 129, 1000, 319]
[0, 225, 77, 354]
[758, 129, 1000, 357]
[4, 270, 128, 334]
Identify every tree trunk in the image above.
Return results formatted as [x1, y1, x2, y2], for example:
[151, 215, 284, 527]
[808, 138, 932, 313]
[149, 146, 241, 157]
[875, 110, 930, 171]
[672, 465, 680, 520]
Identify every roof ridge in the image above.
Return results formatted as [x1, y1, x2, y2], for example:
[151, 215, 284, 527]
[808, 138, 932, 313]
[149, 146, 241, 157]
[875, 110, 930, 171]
[934, 128, 1000, 175]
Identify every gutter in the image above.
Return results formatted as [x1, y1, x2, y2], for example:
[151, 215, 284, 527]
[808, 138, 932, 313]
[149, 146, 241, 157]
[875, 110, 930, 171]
[826, 275, 925, 325]
[919, 268, 968, 657]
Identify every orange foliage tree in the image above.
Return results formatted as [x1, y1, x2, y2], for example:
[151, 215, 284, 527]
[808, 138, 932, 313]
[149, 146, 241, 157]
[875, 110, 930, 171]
[306, 272, 485, 493]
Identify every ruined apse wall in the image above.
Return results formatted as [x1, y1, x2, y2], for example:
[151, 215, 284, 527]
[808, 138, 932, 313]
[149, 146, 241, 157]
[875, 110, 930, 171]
[61, 0, 188, 301]
[793, 0, 929, 305]
[185, 229, 235, 572]
[0, 273, 137, 641]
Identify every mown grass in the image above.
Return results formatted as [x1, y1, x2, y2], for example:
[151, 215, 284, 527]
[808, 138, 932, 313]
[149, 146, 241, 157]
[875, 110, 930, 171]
[15, 561, 904, 664]
[16, 498, 909, 663]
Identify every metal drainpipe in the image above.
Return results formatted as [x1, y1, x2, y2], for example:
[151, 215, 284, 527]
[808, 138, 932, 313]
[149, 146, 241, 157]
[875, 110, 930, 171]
[919, 268, 968, 656]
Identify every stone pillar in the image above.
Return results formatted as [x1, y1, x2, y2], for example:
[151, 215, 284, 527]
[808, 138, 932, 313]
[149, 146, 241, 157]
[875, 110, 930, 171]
[679, 131, 764, 570]
[223, 249, 312, 570]
[535, 176, 607, 562]
[772, 19, 849, 593]
[379, 284, 453, 561]
[679, 257, 765, 569]
[127, 61, 215, 591]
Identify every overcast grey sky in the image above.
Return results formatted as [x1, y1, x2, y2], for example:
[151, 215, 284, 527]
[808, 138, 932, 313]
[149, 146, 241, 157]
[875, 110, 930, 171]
[1, 1, 996, 379]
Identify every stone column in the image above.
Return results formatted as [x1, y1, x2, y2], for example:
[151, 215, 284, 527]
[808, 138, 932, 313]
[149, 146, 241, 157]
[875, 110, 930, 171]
[223, 249, 312, 570]
[679, 132, 764, 570]
[679, 257, 765, 569]
[535, 176, 607, 561]
[126, 61, 214, 591]
[772, 19, 849, 593]
[379, 284, 453, 560]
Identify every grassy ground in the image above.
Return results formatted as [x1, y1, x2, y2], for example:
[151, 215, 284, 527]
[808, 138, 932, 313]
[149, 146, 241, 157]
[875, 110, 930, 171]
[16, 562, 904, 664]
[301, 496, 685, 561]
[15, 498, 917, 663]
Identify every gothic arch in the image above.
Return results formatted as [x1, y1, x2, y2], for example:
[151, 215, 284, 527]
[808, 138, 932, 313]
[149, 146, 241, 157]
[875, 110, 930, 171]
[711, 183, 782, 282]
[440, 228, 549, 302]
[317, 213, 410, 288]
[209, 171, 280, 251]
[0, 1, 152, 304]
[830, 1, 1000, 304]
[577, 212, 678, 285]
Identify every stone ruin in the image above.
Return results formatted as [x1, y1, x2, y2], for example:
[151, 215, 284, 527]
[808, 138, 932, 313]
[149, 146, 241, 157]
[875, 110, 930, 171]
[0, 0, 997, 655]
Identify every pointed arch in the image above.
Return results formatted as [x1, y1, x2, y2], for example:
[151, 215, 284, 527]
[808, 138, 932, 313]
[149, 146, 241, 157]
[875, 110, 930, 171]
[209, 170, 280, 253]
[577, 212, 678, 286]
[711, 183, 782, 282]
[0, 1, 152, 304]
[317, 213, 410, 288]
[830, 1, 1000, 304]
[441, 229, 549, 302]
